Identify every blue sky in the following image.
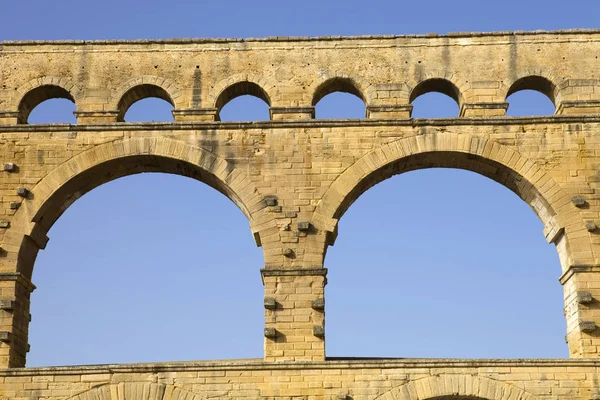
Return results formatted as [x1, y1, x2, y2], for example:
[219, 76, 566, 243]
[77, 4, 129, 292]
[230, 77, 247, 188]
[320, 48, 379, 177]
[2, 0, 595, 366]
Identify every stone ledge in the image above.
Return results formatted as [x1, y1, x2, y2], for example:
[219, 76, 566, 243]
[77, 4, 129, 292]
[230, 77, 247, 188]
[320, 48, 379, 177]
[260, 268, 328, 284]
[0, 272, 36, 292]
[2, 114, 600, 133]
[559, 264, 600, 284]
[3, 28, 600, 46]
[4, 357, 600, 376]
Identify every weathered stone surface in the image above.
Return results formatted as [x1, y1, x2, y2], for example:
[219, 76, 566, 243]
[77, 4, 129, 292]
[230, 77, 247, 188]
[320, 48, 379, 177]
[2, 28, 600, 399]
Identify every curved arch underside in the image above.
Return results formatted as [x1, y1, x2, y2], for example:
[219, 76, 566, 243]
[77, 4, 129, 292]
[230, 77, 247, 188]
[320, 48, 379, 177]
[312, 77, 366, 106]
[410, 78, 462, 105]
[9, 137, 265, 280]
[18, 85, 76, 124]
[67, 383, 204, 400]
[215, 81, 271, 120]
[314, 133, 577, 263]
[117, 84, 175, 122]
[374, 374, 538, 400]
[336, 151, 554, 226]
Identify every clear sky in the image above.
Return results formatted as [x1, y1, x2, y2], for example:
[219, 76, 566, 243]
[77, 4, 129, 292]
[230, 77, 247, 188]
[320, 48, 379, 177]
[1, 0, 596, 366]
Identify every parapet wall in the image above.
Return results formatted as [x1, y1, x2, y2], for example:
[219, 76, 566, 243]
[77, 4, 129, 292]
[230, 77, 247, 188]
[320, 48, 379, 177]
[2, 29, 600, 125]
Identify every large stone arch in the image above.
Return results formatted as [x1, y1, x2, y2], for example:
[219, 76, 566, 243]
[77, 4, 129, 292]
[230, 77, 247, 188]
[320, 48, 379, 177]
[373, 374, 539, 400]
[4, 136, 271, 279]
[67, 383, 206, 400]
[502, 68, 563, 108]
[313, 132, 590, 268]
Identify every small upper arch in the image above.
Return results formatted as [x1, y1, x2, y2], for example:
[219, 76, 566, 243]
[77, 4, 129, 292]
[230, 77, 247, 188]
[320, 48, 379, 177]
[409, 77, 463, 106]
[208, 73, 275, 119]
[15, 76, 81, 124]
[111, 76, 182, 121]
[311, 76, 368, 107]
[214, 80, 271, 121]
[506, 74, 558, 106]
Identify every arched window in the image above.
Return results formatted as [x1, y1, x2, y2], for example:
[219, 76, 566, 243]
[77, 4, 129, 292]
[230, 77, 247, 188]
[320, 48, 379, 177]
[506, 76, 556, 116]
[324, 153, 565, 359]
[216, 82, 270, 121]
[27, 172, 263, 366]
[313, 78, 366, 119]
[18, 85, 76, 124]
[410, 78, 461, 118]
[117, 84, 174, 122]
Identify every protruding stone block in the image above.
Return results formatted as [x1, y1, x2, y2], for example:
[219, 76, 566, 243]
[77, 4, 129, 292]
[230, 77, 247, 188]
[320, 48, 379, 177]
[0, 331, 11, 342]
[313, 325, 325, 337]
[264, 297, 277, 310]
[297, 221, 311, 232]
[3, 162, 16, 172]
[572, 196, 587, 207]
[9, 202, 20, 210]
[16, 187, 29, 198]
[0, 298, 15, 310]
[264, 327, 277, 338]
[312, 298, 325, 311]
[283, 248, 294, 257]
[264, 196, 278, 207]
[578, 291, 593, 304]
[0, 220, 10, 228]
[580, 321, 597, 332]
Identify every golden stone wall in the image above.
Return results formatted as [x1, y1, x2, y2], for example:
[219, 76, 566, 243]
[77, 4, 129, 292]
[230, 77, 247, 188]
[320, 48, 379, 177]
[1, 29, 600, 400]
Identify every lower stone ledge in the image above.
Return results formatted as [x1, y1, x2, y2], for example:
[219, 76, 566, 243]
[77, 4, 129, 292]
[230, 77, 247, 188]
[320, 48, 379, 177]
[460, 102, 509, 117]
[172, 108, 218, 122]
[270, 107, 315, 120]
[3, 357, 600, 375]
[367, 104, 412, 119]
[74, 110, 119, 124]
[557, 100, 600, 115]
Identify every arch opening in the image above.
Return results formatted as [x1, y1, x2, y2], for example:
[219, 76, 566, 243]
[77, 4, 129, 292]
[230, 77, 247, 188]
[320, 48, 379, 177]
[16, 152, 253, 280]
[219, 95, 271, 122]
[315, 92, 366, 119]
[313, 78, 366, 119]
[27, 171, 263, 366]
[123, 97, 175, 122]
[410, 79, 461, 118]
[506, 76, 557, 116]
[215, 81, 270, 121]
[18, 85, 76, 124]
[117, 84, 174, 122]
[333, 152, 555, 224]
[325, 153, 565, 358]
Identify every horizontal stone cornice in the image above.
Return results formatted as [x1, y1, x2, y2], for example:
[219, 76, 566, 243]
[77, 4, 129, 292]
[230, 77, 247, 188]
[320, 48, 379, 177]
[4, 357, 600, 376]
[2, 114, 600, 132]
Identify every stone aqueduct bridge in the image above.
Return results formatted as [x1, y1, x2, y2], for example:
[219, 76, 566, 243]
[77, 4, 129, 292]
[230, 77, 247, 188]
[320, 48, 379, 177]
[2, 29, 600, 400]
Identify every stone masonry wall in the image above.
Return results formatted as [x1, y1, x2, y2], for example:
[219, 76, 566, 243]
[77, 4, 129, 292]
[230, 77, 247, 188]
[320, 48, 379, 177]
[1, 29, 600, 400]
